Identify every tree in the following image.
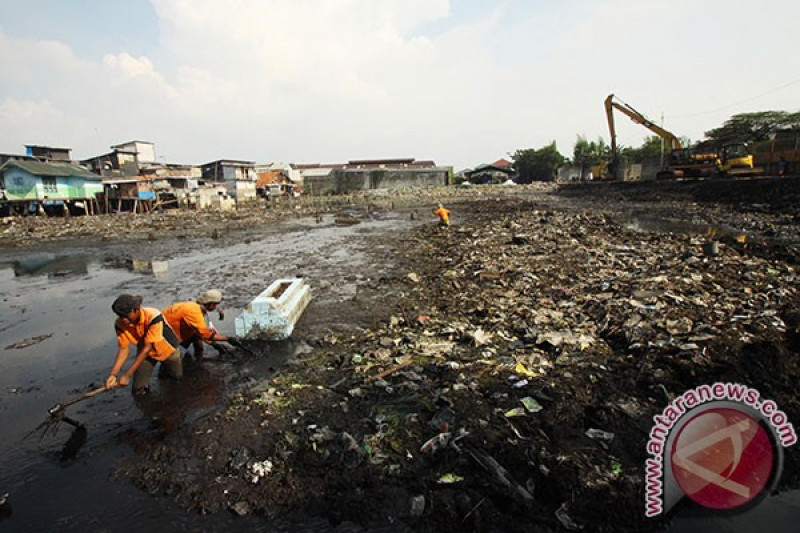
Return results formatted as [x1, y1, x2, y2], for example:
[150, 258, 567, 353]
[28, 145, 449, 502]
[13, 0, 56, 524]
[512, 142, 565, 183]
[619, 136, 665, 163]
[704, 111, 800, 146]
[571, 135, 609, 168]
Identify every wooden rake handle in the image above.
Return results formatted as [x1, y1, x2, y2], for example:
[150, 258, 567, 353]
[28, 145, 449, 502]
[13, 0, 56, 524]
[49, 386, 109, 415]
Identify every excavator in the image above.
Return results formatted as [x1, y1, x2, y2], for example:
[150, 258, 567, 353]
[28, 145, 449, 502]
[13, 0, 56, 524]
[603, 94, 759, 179]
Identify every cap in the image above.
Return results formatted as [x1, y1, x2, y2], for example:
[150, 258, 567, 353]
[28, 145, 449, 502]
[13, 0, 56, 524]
[112, 294, 142, 316]
[197, 289, 223, 305]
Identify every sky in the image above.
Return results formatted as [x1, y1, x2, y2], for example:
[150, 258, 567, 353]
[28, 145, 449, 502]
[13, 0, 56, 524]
[1, 0, 798, 170]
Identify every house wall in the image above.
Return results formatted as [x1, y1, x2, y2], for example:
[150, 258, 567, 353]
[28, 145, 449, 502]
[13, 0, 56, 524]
[304, 168, 449, 195]
[2, 167, 38, 200]
[639, 159, 663, 181]
[26, 147, 71, 160]
[2, 167, 101, 201]
[194, 187, 236, 211]
[114, 142, 156, 163]
[135, 143, 156, 163]
[234, 181, 257, 203]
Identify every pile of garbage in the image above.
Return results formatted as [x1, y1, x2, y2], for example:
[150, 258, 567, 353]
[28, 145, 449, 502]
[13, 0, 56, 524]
[121, 191, 799, 531]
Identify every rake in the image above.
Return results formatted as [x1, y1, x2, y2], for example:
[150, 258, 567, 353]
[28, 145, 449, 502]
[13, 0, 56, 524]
[28, 386, 110, 438]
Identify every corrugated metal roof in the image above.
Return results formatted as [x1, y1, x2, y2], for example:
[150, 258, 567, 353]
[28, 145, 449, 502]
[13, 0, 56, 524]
[25, 144, 72, 151]
[467, 164, 515, 175]
[201, 159, 256, 166]
[0, 159, 101, 179]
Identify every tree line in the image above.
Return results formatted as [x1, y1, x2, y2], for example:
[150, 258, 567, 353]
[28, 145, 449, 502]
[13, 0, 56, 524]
[511, 110, 800, 182]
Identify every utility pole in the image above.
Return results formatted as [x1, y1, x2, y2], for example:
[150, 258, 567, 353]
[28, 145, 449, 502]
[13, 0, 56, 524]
[660, 112, 665, 169]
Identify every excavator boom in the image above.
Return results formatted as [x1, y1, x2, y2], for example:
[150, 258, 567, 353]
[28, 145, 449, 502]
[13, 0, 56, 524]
[605, 94, 681, 152]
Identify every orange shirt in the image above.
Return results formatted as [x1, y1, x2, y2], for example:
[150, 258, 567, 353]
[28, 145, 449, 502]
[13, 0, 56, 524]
[433, 207, 451, 223]
[162, 301, 214, 344]
[115, 307, 178, 361]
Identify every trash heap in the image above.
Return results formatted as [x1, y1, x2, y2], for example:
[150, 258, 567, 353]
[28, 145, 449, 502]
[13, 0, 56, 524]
[122, 194, 800, 532]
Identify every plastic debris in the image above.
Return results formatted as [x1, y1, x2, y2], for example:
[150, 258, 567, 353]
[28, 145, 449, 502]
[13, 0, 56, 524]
[514, 361, 540, 378]
[420, 432, 451, 454]
[430, 407, 456, 432]
[248, 460, 274, 483]
[585, 428, 615, 442]
[410, 495, 425, 517]
[504, 407, 526, 418]
[520, 397, 543, 413]
[555, 502, 583, 531]
[437, 473, 464, 484]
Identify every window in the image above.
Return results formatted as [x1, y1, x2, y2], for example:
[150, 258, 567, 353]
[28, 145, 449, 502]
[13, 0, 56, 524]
[43, 177, 57, 193]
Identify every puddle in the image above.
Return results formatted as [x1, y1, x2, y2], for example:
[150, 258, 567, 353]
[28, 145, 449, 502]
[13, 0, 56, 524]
[621, 214, 759, 247]
[3, 253, 92, 278]
[623, 214, 717, 236]
[622, 214, 800, 252]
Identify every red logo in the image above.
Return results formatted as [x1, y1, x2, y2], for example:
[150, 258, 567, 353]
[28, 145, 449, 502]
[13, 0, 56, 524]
[671, 408, 774, 510]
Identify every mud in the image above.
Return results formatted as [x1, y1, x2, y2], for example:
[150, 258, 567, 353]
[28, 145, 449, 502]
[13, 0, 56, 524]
[2, 178, 799, 532]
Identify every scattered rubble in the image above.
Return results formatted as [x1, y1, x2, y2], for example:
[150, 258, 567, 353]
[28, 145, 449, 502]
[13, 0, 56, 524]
[5, 333, 53, 350]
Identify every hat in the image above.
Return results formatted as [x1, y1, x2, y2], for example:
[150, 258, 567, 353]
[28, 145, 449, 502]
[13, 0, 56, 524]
[197, 289, 223, 305]
[112, 294, 142, 315]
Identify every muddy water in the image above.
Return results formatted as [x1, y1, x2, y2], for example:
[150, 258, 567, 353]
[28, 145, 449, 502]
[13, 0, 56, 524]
[0, 213, 415, 532]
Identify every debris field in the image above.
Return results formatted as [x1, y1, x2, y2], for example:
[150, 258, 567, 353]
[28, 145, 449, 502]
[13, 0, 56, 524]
[92, 178, 800, 532]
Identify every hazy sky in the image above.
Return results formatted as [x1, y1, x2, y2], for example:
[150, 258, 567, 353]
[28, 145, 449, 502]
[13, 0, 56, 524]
[1, 0, 797, 170]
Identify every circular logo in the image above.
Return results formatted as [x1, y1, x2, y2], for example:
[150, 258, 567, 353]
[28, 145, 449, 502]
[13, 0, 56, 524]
[670, 407, 775, 510]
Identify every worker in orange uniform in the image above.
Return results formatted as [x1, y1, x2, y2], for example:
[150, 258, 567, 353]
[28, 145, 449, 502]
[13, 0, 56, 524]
[433, 203, 451, 227]
[106, 294, 182, 395]
[162, 289, 233, 360]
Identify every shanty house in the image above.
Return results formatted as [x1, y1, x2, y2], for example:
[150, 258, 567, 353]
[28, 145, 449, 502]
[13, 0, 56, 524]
[81, 140, 157, 178]
[24, 145, 72, 161]
[0, 160, 103, 215]
[110, 140, 157, 164]
[81, 148, 139, 177]
[464, 163, 516, 184]
[201, 160, 257, 204]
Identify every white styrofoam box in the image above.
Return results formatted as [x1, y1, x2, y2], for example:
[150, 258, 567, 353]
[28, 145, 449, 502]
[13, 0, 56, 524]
[235, 278, 311, 340]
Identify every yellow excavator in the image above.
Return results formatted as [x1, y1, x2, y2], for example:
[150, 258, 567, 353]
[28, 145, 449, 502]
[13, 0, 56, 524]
[604, 94, 759, 179]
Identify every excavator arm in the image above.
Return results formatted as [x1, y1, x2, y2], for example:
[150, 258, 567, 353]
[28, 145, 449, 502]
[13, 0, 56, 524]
[605, 94, 682, 154]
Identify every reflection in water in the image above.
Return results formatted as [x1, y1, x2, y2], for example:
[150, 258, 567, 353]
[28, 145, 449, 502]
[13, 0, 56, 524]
[132, 357, 222, 434]
[12, 254, 91, 278]
[0, 493, 11, 521]
[622, 214, 749, 243]
[59, 426, 88, 463]
[623, 215, 717, 236]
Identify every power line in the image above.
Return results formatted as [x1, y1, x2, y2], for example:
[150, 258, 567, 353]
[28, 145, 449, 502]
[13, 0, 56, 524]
[670, 77, 800, 118]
